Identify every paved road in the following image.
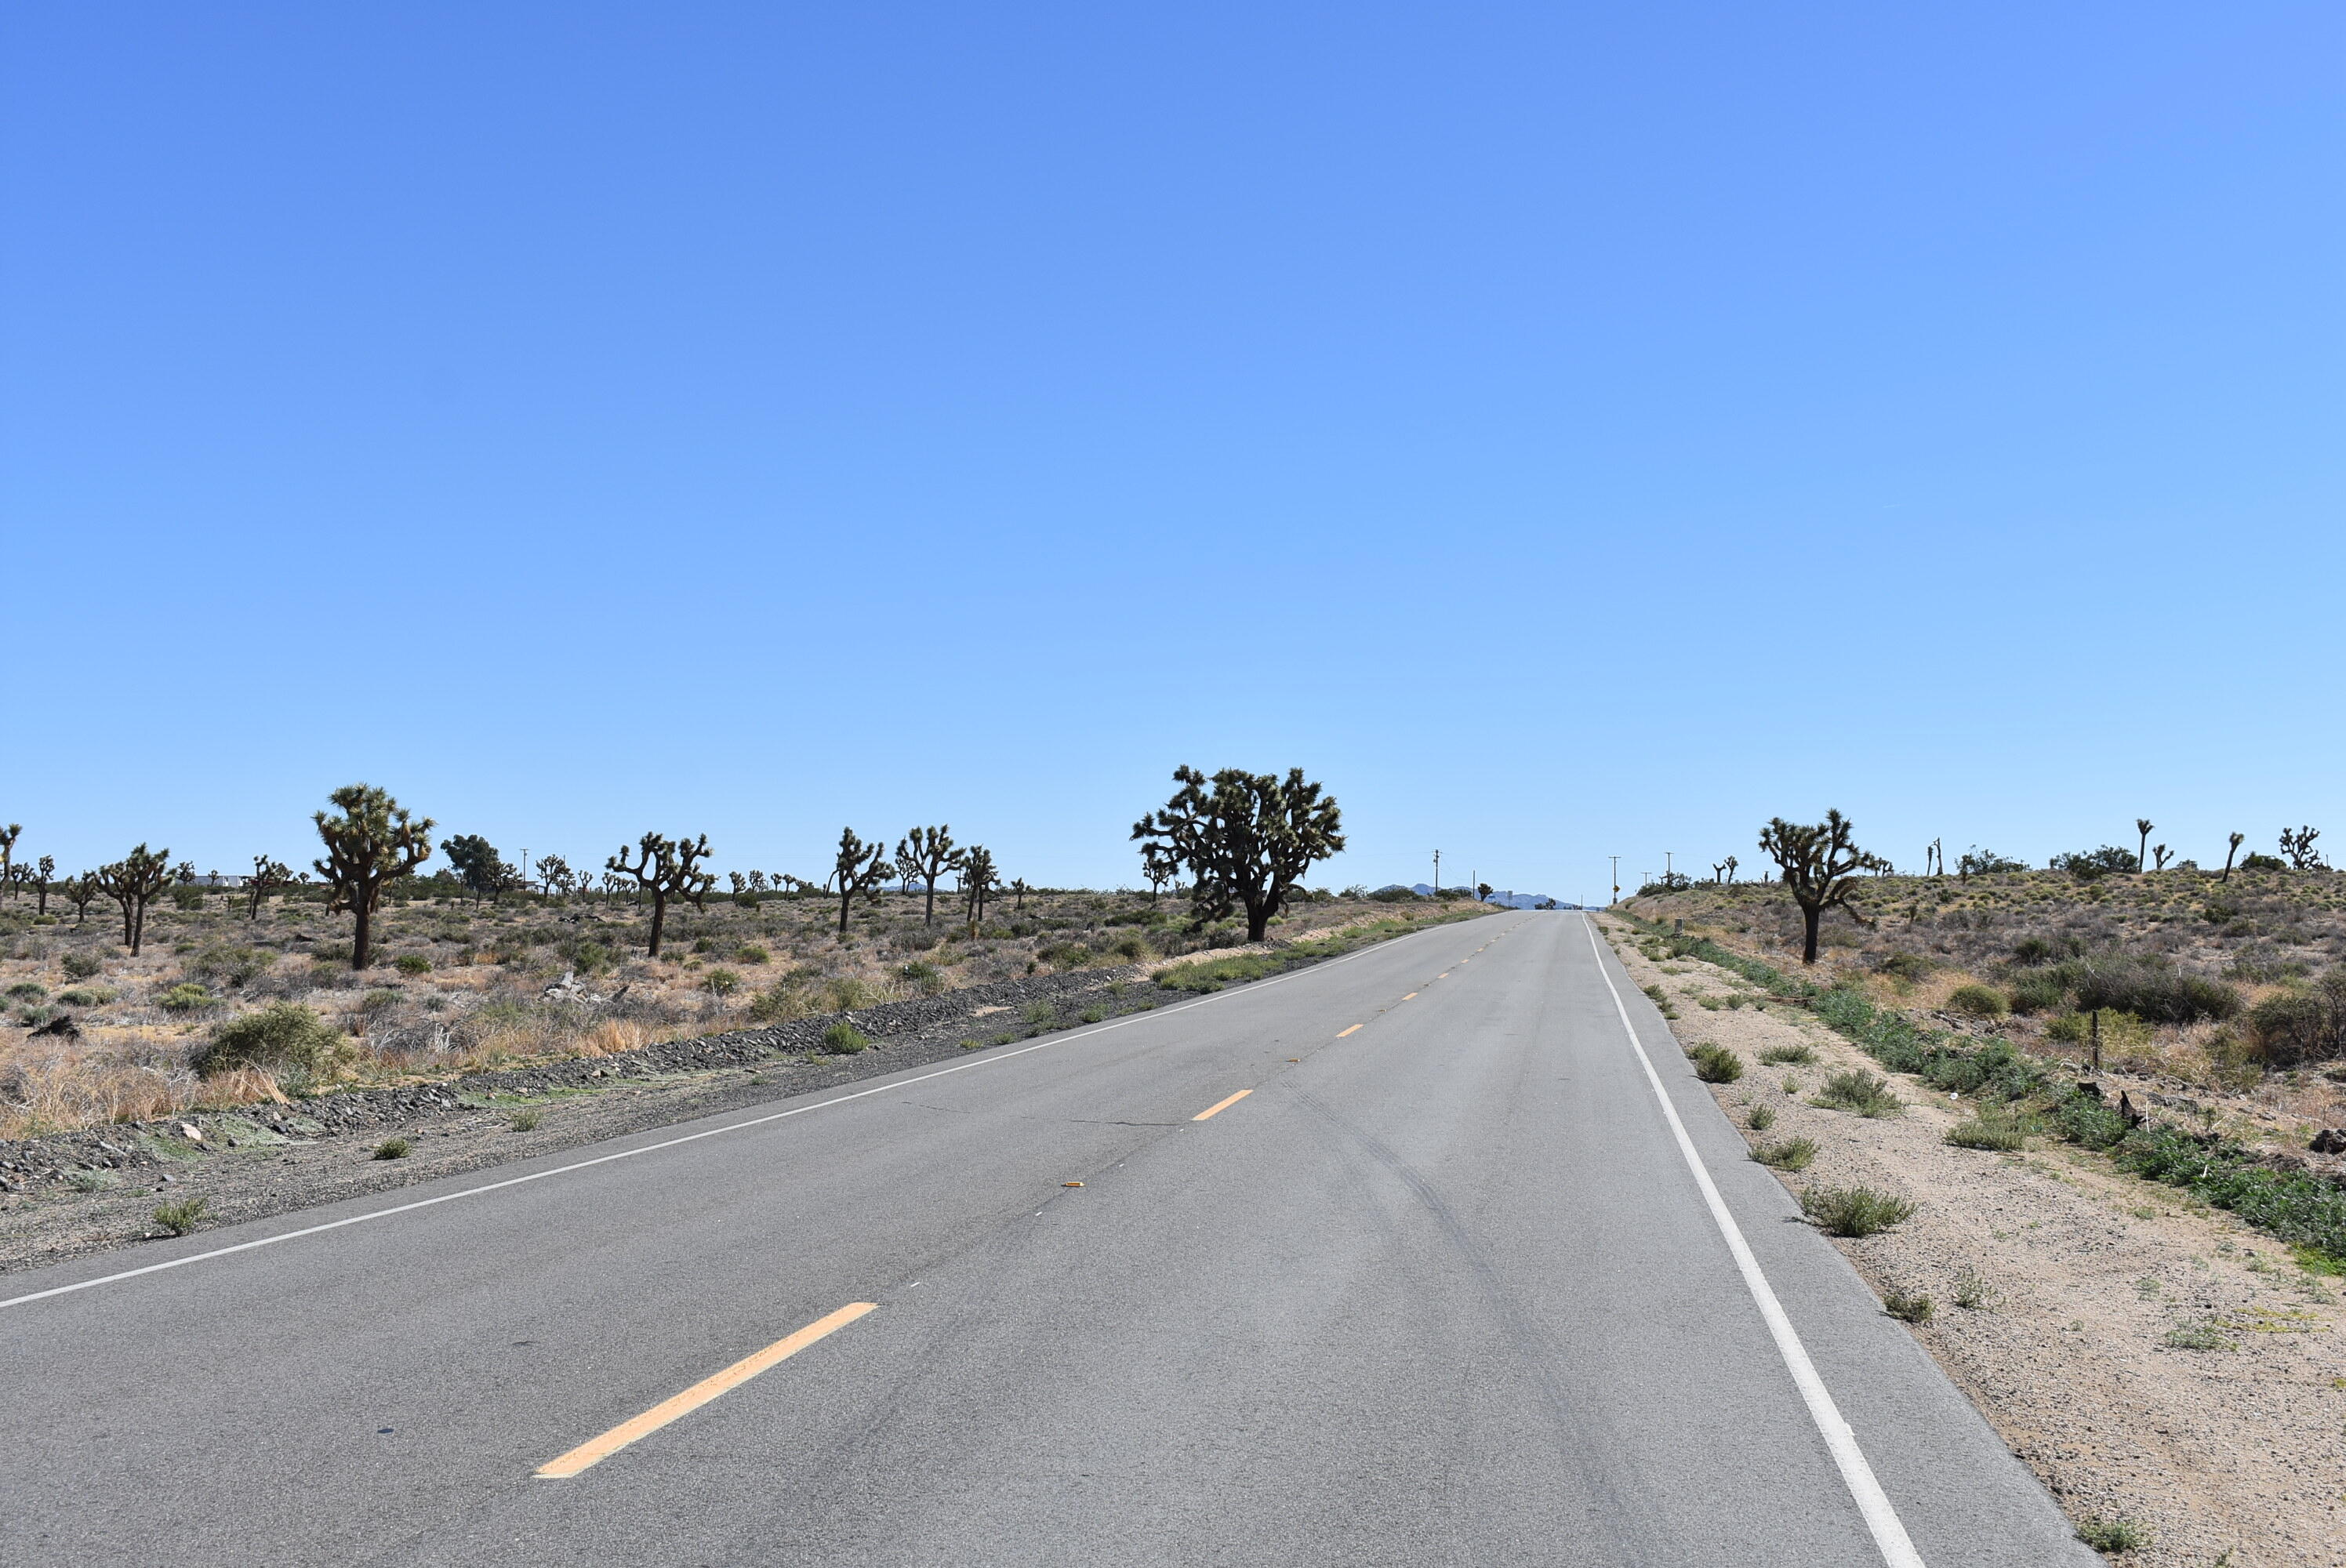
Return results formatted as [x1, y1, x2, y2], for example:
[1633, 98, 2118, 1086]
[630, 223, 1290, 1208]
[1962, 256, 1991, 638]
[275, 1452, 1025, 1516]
[3, 913, 2094, 1566]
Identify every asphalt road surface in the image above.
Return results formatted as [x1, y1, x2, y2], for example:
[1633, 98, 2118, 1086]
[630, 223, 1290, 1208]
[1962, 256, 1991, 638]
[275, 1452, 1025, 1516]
[3, 912, 2095, 1566]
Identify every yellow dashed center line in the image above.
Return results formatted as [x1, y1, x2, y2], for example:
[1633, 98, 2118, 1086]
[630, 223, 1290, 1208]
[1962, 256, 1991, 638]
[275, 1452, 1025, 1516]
[1402, 992, 1418, 1000]
[536, 1302, 877, 1478]
[1193, 1089, 1252, 1121]
[1335, 1024, 1363, 1038]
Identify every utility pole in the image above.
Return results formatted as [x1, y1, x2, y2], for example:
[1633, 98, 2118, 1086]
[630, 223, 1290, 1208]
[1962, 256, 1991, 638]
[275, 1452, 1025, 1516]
[1609, 856, 1620, 906]
[1433, 850, 1440, 897]
[1665, 851, 1673, 880]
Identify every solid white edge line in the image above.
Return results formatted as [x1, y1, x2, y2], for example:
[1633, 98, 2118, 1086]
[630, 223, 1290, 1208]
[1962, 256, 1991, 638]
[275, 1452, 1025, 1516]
[2, 913, 1523, 1312]
[1582, 916, 1927, 1568]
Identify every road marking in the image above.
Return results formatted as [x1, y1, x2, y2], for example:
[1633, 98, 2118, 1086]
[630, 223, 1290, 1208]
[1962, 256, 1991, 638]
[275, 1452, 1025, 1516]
[1438, 971, 1451, 978]
[1192, 1090, 1251, 1121]
[2, 924, 1462, 1313]
[1336, 1025, 1363, 1037]
[536, 1302, 877, 1479]
[1582, 918, 1926, 1568]
[1401, 992, 1418, 1000]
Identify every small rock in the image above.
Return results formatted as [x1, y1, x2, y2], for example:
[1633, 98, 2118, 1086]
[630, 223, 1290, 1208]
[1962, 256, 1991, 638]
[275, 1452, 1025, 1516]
[2311, 1128, 2346, 1156]
[177, 1123, 203, 1142]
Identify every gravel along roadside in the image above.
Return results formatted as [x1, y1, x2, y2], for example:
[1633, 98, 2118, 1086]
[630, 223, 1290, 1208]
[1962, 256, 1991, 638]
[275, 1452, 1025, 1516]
[0, 966, 1171, 1279]
[1600, 916, 2346, 1568]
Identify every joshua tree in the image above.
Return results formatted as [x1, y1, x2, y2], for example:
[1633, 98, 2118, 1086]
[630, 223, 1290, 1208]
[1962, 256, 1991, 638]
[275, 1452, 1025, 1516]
[2152, 844, 2172, 871]
[536, 853, 576, 900]
[96, 844, 174, 955]
[1011, 877, 1031, 913]
[1476, 881, 1495, 902]
[746, 869, 768, 893]
[33, 855, 53, 916]
[1131, 764, 1346, 942]
[2134, 819, 2155, 873]
[829, 828, 894, 936]
[1712, 862, 1727, 884]
[245, 855, 294, 918]
[2279, 826, 2329, 871]
[314, 784, 436, 970]
[605, 832, 714, 956]
[2221, 832, 2246, 882]
[1138, 840, 1179, 904]
[64, 871, 100, 925]
[1758, 809, 1887, 964]
[896, 826, 962, 927]
[0, 823, 18, 903]
[961, 844, 997, 929]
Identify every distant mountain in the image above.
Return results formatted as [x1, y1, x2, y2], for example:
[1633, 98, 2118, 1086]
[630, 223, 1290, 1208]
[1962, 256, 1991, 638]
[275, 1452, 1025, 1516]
[1373, 884, 1582, 910]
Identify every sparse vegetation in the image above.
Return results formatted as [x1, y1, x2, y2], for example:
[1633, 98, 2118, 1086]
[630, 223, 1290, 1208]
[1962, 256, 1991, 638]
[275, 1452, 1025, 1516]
[1752, 1136, 1817, 1171]
[151, 1196, 208, 1235]
[372, 1137, 412, 1160]
[1881, 1287, 1934, 1324]
[1690, 1044, 1743, 1083]
[1801, 1184, 1914, 1236]
[2074, 1516, 2150, 1555]
[1811, 1068, 1902, 1117]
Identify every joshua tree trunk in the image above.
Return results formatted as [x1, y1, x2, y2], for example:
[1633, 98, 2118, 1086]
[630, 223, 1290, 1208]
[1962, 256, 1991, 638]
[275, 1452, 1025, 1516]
[2222, 832, 2245, 882]
[352, 898, 374, 970]
[648, 889, 670, 956]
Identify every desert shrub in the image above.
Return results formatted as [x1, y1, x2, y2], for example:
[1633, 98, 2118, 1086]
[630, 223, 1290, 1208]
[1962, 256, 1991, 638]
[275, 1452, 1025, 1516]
[703, 967, 742, 997]
[61, 952, 101, 979]
[2248, 976, 2346, 1066]
[735, 944, 770, 965]
[746, 985, 811, 1024]
[5, 981, 46, 1001]
[1872, 951, 1936, 982]
[1757, 1044, 1815, 1065]
[2007, 971, 2067, 1014]
[2010, 934, 2086, 966]
[2074, 1517, 2150, 1554]
[2051, 846, 2137, 881]
[820, 1022, 869, 1054]
[510, 1109, 542, 1131]
[310, 941, 354, 964]
[1956, 849, 2026, 875]
[1945, 1109, 2029, 1151]
[2069, 959, 2238, 1023]
[395, 953, 432, 975]
[1801, 1185, 1914, 1236]
[558, 938, 614, 975]
[191, 1001, 339, 1078]
[1021, 1000, 1056, 1027]
[1752, 1137, 1817, 1171]
[819, 976, 877, 1011]
[1747, 1105, 1776, 1131]
[1811, 1069, 1901, 1117]
[191, 944, 272, 988]
[158, 983, 218, 1013]
[56, 988, 107, 1006]
[1079, 1005, 1107, 1023]
[171, 886, 204, 911]
[372, 1137, 412, 1160]
[897, 960, 945, 996]
[1690, 1044, 1744, 1083]
[1945, 984, 2009, 1020]
[2239, 851, 2284, 873]
[153, 1196, 208, 1235]
[1111, 934, 1149, 960]
[1882, 1288, 1934, 1324]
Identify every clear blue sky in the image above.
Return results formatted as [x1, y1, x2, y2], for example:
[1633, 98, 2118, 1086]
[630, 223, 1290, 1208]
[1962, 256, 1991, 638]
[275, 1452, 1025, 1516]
[5, 2, 2339, 903]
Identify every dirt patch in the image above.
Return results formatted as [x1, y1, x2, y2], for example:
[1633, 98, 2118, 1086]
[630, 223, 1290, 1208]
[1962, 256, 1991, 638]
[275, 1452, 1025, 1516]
[1600, 915, 2346, 1568]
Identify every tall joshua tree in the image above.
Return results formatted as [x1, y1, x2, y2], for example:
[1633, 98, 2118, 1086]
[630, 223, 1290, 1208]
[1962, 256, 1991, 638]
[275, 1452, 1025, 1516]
[64, 871, 100, 925]
[34, 855, 53, 916]
[1758, 809, 1887, 964]
[97, 844, 174, 955]
[2152, 844, 2173, 871]
[2136, 818, 2155, 873]
[961, 844, 998, 929]
[246, 855, 294, 919]
[896, 825, 963, 926]
[2221, 832, 2246, 882]
[0, 823, 18, 904]
[314, 784, 435, 971]
[1723, 855, 1739, 884]
[1132, 764, 1346, 942]
[830, 828, 893, 935]
[605, 832, 714, 957]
